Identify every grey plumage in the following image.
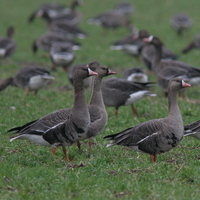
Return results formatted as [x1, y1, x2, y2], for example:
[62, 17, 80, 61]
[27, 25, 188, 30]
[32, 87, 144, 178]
[184, 120, 200, 140]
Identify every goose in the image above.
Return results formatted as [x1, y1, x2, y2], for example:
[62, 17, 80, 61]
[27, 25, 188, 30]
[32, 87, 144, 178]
[77, 64, 116, 150]
[101, 77, 156, 116]
[104, 78, 191, 162]
[28, 0, 82, 26]
[0, 65, 54, 94]
[0, 26, 16, 61]
[113, 2, 134, 15]
[122, 67, 148, 83]
[171, 13, 192, 36]
[49, 21, 87, 40]
[143, 36, 200, 94]
[50, 42, 76, 72]
[182, 34, 200, 54]
[32, 32, 81, 54]
[184, 120, 200, 140]
[8, 65, 98, 161]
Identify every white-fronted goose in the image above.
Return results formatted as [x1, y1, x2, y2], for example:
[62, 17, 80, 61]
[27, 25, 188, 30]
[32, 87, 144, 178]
[182, 34, 200, 54]
[122, 67, 148, 83]
[104, 78, 191, 162]
[113, 2, 134, 15]
[50, 42, 76, 72]
[32, 32, 81, 54]
[143, 36, 200, 94]
[8, 65, 98, 161]
[78, 64, 116, 149]
[171, 13, 192, 36]
[28, 0, 82, 26]
[101, 77, 156, 116]
[0, 65, 54, 94]
[184, 120, 200, 140]
[0, 26, 16, 61]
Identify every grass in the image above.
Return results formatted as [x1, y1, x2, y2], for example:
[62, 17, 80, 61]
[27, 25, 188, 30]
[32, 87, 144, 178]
[0, 0, 200, 199]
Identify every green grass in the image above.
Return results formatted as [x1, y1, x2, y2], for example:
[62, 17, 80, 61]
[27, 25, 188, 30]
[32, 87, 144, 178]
[0, 0, 200, 199]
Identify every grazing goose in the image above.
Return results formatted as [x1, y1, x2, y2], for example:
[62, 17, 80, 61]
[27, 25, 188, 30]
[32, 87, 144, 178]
[32, 32, 80, 54]
[171, 13, 192, 36]
[8, 65, 98, 161]
[184, 120, 200, 140]
[28, 0, 82, 26]
[0, 26, 16, 61]
[49, 21, 87, 40]
[113, 2, 134, 15]
[0, 65, 54, 94]
[182, 34, 200, 54]
[104, 78, 191, 162]
[143, 36, 200, 94]
[101, 77, 156, 116]
[122, 67, 148, 83]
[78, 64, 116, 149]
[50, 42, 76, 71]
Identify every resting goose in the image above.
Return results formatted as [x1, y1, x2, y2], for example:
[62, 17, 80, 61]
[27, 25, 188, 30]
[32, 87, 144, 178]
[143, 36, 200, 94]
[101, 77, 156, 116]
[0, 65, 54, 94]
[182, 34, 200, 54]
[50, 42, 76, 72]
[0, 26, 16, 61]
[122, 67, 148, 83]
[32, 32, 80, 54]
[104, 78, 191, 162]
[184, 120, 200, 140]
[8, 65, 97, 161]
[171, 13, 192, 36]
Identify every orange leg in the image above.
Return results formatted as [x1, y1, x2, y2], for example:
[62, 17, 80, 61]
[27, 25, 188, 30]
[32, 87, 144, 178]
[131, 104, 139, 117]
[77, 141, 81, 150]
[114, 108, 118, 116]
[51, 147, 57, 159]
[150, 154, 156, 162]
[62, 147, 70, 161]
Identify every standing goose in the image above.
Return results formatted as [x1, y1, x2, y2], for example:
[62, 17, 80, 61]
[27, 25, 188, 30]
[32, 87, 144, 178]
[101, 77, 156, 116]
[0, 65, 54, 94]
[0, 26, 16, 61]
[182, 34, 200, 54]
[104, 78, 191, 162]
[184, 120, 200, 140]
[143, 36, 200, 94]
[78, 64, 116, 149]
[8, 66, 98, 161]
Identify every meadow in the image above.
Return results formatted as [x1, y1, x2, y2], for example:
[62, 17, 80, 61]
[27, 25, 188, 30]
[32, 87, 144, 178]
[0, 0, 200, 199]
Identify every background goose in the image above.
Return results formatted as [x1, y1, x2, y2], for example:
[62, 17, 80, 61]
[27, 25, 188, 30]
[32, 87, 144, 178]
[32, 32, 81, 54]
[113, 1, 134, 15]
[104, 78, 191, 162]
[101, 77, 156, 116]
[182, 34, 200, 54]
[143, 36, 200, 94]
[78, 64, 116, 150]
[0, 65, 54, 94]
[184, 120, 200, 140]
[171, 13, 192, 36]
[0, 26, 16, 62]
[8, 65, 97, 161]
[50, 42, 76, 72]
[122, 67, 148, 83]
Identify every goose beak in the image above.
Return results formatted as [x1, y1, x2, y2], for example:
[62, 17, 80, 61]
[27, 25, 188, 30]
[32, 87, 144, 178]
[143, 35, 153, 42]
[88, 68, 98, 76]
[182, 80, 191, 87]
[108, 69, 117, 75]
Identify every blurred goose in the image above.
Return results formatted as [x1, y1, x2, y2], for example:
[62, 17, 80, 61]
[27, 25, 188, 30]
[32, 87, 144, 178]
[104, 78, 191, 162]
[50, 42, 76, 71]
[78, 64, 116, 149]
[171, 13, 192, 36]
[8, 66, 98, 161]
[28, 0, 82, 26]
[143, 36, 200, 94]
[0, 26, 16, 61]
[122, 67, 148, 83]
[182, 34, 200, 54]
[32, 32, 80, 54]
[101, 77, 156, 116]
[113, 1, 134, 15]
[49, 21, 87, 40]
[184, 120, 200, 140]
[0, 65, 54, 94]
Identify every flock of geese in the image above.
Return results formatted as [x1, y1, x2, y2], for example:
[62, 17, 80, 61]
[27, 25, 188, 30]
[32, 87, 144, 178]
[0, 1, 200, 162]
